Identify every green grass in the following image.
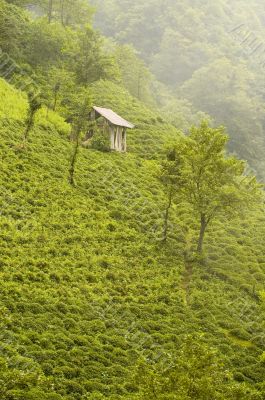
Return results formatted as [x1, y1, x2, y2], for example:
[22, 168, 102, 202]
[0, 78, 265, 399]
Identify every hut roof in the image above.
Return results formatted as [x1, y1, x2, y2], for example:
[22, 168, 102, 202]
[93, 106, 134, 129]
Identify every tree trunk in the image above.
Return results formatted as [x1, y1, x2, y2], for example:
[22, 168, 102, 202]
[68, 129, 80, 186]
[24, 112, 34, 141]
[60, 0, 65, 26]
[197, 214, 207, 253]
[53, 91, 58, 111]
[48, 0, 53, 23]
[137, 70, 141, 100]
[162, 187, 173, 242]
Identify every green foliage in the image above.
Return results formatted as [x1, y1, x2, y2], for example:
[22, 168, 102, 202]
[132, 336, 261, 399]
[114, 44, 155, 105]
[0, 0, 28, 56]
[93, 0, 265, 179]
[24, 19, 71, 68]
[68, 25, 117, 85]
[24, 93, 42, 140]
[0, 0, 119, 124]
[90, 129, 110, 152]
[68, 91, 92, 185]
[34, 0, 94, 27]
[163, 120, 261, 252]
[35, 107, 71, 136]
[0, 78, 27, 119]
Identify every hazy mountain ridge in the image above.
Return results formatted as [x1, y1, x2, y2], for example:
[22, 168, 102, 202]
[93, 0, 265, 179]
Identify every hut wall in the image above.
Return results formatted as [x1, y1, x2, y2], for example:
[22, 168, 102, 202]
[110, 125, 115, 150]
[122, 128, 126, 152]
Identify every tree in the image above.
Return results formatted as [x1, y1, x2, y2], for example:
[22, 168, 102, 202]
[114, 44, 155, 104]
[23, 94, 41, 141]
[180, 58, 265, 180]
[12, 0, 94, 26]
[72, 26, 117, 85]
[0, 0, 28, 57]
[24, 19, 70, 68]
[68, 91, 91, 186]
[48, 0, 53, 23]
[52, 82, 60, 111]
[57, 0, 94, 27]
[164, 121, 261, 253]
[34, 67, 77, 118]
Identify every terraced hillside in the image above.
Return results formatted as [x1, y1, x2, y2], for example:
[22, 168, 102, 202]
[0, 78, 265, 399]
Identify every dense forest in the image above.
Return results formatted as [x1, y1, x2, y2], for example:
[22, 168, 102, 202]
[0, 0, 265, 399]
[93, 0, 265, 180]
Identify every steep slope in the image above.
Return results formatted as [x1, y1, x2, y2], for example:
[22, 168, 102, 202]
[0, 79, 265, 399]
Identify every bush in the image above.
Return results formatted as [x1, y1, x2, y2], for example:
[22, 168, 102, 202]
[230, 328, 251, 341]
[90, 131, 110, 152]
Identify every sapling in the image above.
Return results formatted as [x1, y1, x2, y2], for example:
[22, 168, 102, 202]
[53, 82, 61, 111]
[68, 96, 91, 186]
[24, 94, 41, 142]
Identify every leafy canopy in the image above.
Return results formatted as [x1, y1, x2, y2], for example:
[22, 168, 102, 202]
[162, 120, 261, 252]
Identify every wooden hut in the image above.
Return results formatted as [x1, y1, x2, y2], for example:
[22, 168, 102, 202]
[90, 106, 134, 152]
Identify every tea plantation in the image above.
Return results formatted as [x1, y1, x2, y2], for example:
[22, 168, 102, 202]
[1, 78, 265, 399]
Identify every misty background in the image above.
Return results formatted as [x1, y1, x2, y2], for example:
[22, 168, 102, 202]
[92, 0, 265, 179]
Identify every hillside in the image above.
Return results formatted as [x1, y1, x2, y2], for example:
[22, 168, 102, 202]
[1, 0, 265, 398]
[1, 75, 265, 400]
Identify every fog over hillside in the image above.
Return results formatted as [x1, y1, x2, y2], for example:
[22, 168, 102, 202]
[93, 0, 265, 178]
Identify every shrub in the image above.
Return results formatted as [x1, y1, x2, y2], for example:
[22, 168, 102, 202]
[90, 131, 110, 152]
